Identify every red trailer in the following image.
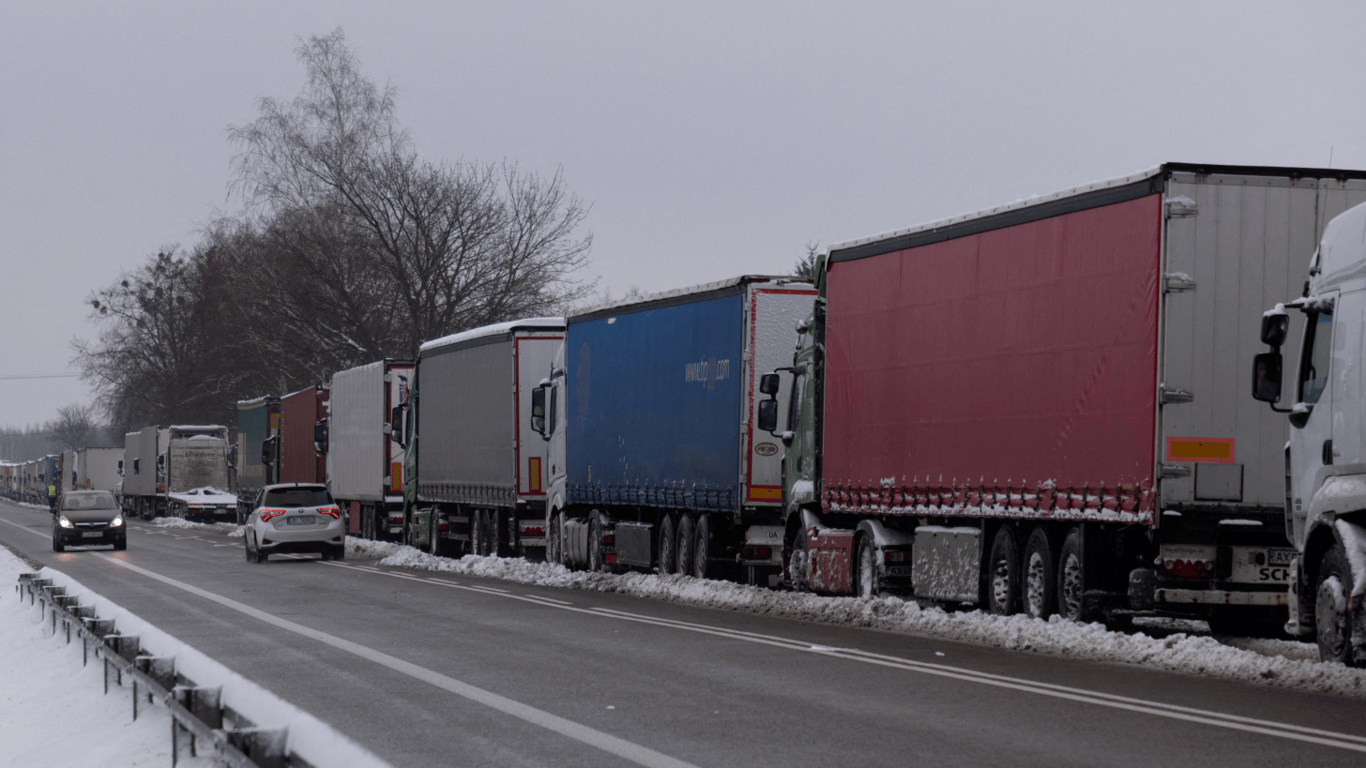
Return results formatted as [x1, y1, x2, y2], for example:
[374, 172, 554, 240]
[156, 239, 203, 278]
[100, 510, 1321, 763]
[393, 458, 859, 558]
[279, 385, 329, 485]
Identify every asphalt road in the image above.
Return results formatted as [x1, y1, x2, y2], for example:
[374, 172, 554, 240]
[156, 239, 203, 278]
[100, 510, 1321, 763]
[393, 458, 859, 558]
[3, 498, 1365, 767]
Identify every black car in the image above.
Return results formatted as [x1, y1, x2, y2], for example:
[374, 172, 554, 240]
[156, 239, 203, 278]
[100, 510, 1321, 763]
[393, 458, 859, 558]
[53, 490, 127, 552]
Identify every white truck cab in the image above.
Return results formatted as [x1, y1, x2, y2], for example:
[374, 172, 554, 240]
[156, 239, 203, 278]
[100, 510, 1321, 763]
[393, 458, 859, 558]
[1255, 201, 1366, 665]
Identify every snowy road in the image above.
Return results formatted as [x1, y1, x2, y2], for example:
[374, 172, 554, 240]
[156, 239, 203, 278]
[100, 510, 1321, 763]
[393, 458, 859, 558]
[3, 498, 1365, 767]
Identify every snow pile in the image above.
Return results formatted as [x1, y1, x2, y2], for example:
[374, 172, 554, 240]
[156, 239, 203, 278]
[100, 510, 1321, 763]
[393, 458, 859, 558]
[0, 546, 219, 766]
[149, 516, 241, 536]
[368, 543, 1366, 697]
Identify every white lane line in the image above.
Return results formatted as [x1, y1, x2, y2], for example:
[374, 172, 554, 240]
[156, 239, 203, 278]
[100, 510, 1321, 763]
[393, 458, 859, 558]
[327, 558, 1366, 755]
[91, 555, 698, 768]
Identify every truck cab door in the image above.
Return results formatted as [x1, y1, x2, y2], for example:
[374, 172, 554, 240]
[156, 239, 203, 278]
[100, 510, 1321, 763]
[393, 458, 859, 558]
[1287, 297, 1338, 545]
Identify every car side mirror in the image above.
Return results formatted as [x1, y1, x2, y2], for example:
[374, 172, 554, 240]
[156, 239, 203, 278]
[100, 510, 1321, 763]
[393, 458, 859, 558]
[759, 373, 780, 396]
[1261, 312, 1290, 347]
[1252, 351, 1282, 403]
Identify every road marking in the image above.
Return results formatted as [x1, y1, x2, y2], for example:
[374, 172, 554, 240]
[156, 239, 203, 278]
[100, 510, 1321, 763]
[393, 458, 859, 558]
[80, 554, 699, 768]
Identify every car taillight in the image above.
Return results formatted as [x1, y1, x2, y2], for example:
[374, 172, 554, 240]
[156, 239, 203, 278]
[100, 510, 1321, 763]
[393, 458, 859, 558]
[317, 506, 341, 519]
[260, 509, 286, 522]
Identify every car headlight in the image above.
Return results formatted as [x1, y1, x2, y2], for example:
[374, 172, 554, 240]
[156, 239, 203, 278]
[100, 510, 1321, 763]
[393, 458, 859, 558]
[58, 516, 73, 529]
[110, 515, 124, 528]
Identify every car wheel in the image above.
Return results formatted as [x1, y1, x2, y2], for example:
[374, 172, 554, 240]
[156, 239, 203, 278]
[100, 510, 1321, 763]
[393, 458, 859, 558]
[333, 544, 345, 561]
[675, 514, 696, 578]
[693, 514, 711, 579]
[658, 514, 677, 575]
[855, 533, 879, 598]
[113, 538, 126, 552]
[1057, 527, 1085, 622]
[986, 526, 1020, 616]
[52, 537, 64, 553]
[1022, 527, 1056, 620]
[245, 538, 253, 561]
[1316, 542, 1356, 665]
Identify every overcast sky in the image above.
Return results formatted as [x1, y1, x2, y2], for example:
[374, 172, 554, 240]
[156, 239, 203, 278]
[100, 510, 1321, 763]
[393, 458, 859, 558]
[3, 1, 1365, 432]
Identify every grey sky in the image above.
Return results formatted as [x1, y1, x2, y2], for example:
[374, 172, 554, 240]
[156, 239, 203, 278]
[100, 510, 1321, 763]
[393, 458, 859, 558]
[3, 1, 1364, 432]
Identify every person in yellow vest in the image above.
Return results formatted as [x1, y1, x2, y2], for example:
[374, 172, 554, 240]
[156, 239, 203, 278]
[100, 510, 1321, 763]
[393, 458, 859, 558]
[47, 483, 57, 512]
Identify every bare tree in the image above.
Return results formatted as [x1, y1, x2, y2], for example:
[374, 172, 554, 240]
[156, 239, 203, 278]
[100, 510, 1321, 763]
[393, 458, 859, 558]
[794, 242, 820, 279]
[45, 403, 97, 451]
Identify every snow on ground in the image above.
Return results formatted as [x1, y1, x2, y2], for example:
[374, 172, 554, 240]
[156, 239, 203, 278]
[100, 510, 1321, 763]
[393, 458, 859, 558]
[0, 545, 221, 767]
[0, 542, 389, 768]
[359, 538, 1366, 698]
[148, 516, 242, 537]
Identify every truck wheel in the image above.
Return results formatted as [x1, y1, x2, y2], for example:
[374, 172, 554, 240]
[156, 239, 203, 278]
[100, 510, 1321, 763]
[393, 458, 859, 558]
[855, 533, 879, 598]
[588, 515, 606, 572]
[1316, 543, 1355, 665]
[1057, 528, 1085, 622]
[1022, 527, 1056, 620]
[547, 511, 562, 566]
[693, 514, 711, 580]
[429, 514, 443, 558]
[986, 526, 1020, 616]
[676, 514, 696, 578]
[786, 527, 810, 592]
[658, 514, 678, 575]
[471, 510, 485, 556]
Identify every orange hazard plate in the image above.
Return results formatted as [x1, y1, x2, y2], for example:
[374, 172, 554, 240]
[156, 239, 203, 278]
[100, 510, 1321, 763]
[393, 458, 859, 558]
[1165, 437, 1235, 463]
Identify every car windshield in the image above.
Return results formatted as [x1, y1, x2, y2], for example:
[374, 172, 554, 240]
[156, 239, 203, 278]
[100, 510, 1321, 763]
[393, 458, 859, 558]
[62, 494, 116, 511]
[262, 488, 331, 508]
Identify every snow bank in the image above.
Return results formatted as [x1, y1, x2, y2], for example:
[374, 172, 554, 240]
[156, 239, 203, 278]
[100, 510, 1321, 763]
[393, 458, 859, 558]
[149, 516, 241, 536]
[2, 544, 389, 768]
[368, 542, 1366, 698]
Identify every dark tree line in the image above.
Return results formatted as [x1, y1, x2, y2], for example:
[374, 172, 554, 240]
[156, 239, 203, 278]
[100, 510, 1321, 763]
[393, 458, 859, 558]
[76, 30, 593, 434]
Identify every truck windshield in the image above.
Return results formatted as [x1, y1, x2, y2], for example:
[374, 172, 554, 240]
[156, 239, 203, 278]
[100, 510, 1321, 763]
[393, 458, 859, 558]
[1299, 311, 1334, 404]
[262, 488, 332, 507]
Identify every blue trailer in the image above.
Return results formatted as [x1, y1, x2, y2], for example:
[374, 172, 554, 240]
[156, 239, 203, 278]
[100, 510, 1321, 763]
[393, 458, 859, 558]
[537, 276, 816, 583]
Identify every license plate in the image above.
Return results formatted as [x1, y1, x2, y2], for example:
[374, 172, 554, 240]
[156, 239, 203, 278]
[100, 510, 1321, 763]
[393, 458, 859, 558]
[1268, 549, 1295, 566]
[1230, 547, 1294, 583]
[81, 531, 102, 538]
[286, 516, 314, 526]
[885, 565, 914, 576]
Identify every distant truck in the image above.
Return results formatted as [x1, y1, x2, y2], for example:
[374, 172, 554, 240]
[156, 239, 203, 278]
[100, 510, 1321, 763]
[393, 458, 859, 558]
[235, 397, 280, 522]
[279, 385, 329, 485]
[531, 277, 817, 582]
[72, 447, 122, 493]
[1253, 191, 1366, 664]
[122, 425, 234, 520]
[329, 359, 412, 541]
[399, 320, 563, 558]
[758, 163, 1366, 634]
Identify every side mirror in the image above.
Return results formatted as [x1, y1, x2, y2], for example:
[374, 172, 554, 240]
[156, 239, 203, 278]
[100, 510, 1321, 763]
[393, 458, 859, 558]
[389, 405, 406, 446]
[261, 436, 275, 465]
[759, 373, 780, 396]
[117, 460, 124, 477]
[530, 386, 547, 435]
[758, 399, 780, 433]
[132, 459, 140, 475]
[314, 420, 328, 454]
[1261, 311, 1290, 347]
[1252, 351, 1282, 403]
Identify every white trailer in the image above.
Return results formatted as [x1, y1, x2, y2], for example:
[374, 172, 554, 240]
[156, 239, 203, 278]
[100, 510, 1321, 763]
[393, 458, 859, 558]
[73, 447, 122, 493]
[328, 359, 413, 540]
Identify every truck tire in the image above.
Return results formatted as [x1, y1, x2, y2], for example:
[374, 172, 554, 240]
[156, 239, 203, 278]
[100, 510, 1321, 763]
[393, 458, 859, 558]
[1316, 543, 1355, 665]
[786, 526, 810, 592]
[855, 533, 879, 598]
[658, 514, 678, 575]
[1057, 527, 1085, 622]
[588, 515, 606, 572]
[471, 509, 486, 556]
[1022, 527, 1056, 620]
[693, 514, 711, 580]
[547, 511, 563, 567]
[986, 526, 1020, 616]
[429, 513, 443, 558]
[676, 514, 696, 578]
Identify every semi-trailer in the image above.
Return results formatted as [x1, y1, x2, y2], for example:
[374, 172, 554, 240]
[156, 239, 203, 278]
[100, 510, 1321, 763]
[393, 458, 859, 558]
[329, 359, 413, 541]
[279, 385, 329, 485]
[122, 425, 233, 520]
[399, 320, 562, 558]
[235, 396, 280, 522]
[73, 447, 122, 493]
[759, 163, 1366, 632]
[532, 276, 817, 581]
[1253, 189, 1366, 664]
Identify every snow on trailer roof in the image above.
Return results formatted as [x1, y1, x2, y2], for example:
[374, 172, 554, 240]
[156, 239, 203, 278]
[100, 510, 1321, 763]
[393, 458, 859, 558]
[569, 275, 811, 319]
[419, 317, 565, 353]
[236, 395, 277, 409]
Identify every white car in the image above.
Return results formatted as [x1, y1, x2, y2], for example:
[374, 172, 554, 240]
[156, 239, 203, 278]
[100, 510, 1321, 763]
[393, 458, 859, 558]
[244, 483, 345, 562]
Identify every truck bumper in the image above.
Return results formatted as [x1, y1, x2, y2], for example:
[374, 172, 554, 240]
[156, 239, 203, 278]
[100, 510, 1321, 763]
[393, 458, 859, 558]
[1154, 588, 1287, 606]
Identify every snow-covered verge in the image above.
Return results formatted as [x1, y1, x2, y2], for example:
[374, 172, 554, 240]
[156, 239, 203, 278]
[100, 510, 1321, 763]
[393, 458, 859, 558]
[354, 538, 1366, 698]
[0, 545, 221, 767]
[0, 543, 389, 768]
